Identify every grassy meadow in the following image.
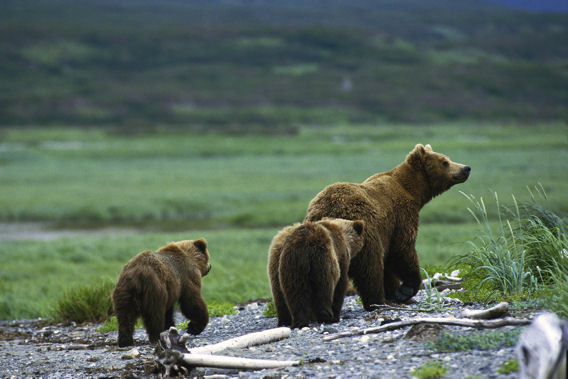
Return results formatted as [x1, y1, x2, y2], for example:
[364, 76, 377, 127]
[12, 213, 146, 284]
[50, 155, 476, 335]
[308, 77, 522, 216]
[0, 122, 566, 320]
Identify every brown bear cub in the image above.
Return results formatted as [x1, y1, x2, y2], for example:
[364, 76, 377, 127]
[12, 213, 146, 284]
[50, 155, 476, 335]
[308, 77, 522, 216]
[268, 218, 364, 328]
[112, 238, 211, 347]
[305, 144, 471, 310]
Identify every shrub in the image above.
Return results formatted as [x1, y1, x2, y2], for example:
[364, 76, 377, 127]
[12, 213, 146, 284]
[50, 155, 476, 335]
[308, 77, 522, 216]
[541, 250, 568, 318]
[53, 280, 114, 323]
[410, 360, 448, 379]
[452, 191, 539, 298]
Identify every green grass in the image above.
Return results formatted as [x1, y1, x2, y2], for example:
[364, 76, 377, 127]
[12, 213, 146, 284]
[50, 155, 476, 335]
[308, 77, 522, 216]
[53, 280, 114, 323]
[97, 301, 236, 333]
[411, 360, 448, 379]
[448, 185, 568, 303]
[498, 359, 519, 374]
[0, 229, 276, 320]
[0, 123, 566, 320]
[428, 330, 521, 353]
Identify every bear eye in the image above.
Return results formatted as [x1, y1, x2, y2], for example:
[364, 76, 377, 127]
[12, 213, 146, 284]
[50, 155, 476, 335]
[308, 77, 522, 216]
[442, 161, 449, 167]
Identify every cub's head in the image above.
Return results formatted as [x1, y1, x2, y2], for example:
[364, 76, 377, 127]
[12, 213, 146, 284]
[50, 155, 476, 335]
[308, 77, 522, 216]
[159, 238, 211, 277]
[407, 143, 471, 197]
[321, 218, 365, 258]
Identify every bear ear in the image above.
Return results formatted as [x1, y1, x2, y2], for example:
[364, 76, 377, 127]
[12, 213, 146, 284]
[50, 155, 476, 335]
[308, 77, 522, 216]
[407, 144, 426, 167]
[424, 144, 432, 152]
[194, 238, 208, 254]
[352, 220, 364, 236]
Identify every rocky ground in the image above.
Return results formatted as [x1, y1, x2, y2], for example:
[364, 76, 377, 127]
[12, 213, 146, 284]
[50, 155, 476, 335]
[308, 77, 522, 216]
[0, 291, 531, 378]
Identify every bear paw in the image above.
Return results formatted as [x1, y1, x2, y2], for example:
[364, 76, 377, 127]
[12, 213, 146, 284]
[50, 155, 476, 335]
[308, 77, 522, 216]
[187, 322, 205, 335]
[393, 285, 415, 303]
[316, 308, 336, 324]
[118, 336, 134, 347]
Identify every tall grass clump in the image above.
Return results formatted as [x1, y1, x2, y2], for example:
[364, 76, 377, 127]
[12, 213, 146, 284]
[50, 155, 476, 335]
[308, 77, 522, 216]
[451, 186, 567, 302]
[53, 280, 114, 323]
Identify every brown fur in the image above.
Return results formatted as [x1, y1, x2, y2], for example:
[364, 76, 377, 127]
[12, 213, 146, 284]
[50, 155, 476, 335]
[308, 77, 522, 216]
[268, 218, 364, 328]
[305, 144, 471, 310]
[112, 239, 211, 346]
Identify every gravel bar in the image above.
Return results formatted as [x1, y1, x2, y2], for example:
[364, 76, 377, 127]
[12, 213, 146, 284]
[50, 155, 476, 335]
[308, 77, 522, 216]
[0, 290, 528, 378]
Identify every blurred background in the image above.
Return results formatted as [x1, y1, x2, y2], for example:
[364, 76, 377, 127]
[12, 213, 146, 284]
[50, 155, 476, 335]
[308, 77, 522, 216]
[0, 0, 566, 320]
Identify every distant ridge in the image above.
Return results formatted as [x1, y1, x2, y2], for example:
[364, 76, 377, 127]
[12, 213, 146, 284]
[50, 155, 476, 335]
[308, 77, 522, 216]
[482, 0, 568, 12]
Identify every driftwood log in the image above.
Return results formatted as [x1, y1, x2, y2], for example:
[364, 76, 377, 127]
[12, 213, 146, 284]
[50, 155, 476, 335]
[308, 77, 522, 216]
[189, 327, 291, 354]
[323, 317, 531, 341]
[461, 302, 509, 319]
[157, 327, 299, 376]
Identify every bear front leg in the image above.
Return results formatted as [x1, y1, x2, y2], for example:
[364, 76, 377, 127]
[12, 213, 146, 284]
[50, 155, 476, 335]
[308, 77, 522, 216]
[142, 304, 166, 344]
[179, 286, 209, 335]
[388, 245, 422, 303]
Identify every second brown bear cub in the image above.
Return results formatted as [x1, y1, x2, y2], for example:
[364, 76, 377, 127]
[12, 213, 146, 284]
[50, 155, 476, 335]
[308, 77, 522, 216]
[112, 239, 211, 347]
[268, 218, 364, 328]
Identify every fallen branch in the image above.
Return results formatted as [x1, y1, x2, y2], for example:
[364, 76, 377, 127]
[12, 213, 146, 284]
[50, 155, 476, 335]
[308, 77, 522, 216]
[370, 304, 444, 313]
[461, 302, 509, 320]
[181, 352, 299, 369]
[323, 317, 531, 341]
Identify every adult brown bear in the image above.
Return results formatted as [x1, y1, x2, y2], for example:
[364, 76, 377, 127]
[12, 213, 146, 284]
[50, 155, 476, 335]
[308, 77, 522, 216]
[268, 218, 364, 328]
[112, 239, 211, 346]
[305, 144, 470, 310]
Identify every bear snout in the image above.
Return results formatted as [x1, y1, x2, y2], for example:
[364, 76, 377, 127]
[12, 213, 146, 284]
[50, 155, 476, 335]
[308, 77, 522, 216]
[453, 165, 471, 182]
[203, 263, 212, 276]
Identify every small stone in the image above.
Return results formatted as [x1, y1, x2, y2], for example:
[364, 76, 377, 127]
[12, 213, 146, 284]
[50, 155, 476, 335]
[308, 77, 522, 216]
[323, 326, 338, 334]
[247, 302, 259, 310]
[122, 348, 140, 360]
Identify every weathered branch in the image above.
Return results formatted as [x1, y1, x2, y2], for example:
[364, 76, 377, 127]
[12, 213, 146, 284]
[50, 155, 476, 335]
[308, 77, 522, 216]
[189, 327, 291, 354]
[461, 302, 509, 319]
[323, 317, 531, 341]
[157, 327, 297, 376]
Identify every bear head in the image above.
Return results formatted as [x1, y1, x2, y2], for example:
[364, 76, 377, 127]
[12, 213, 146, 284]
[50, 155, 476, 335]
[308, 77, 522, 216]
[321, 218, 365, 258]
[159, 238, 211, 276]
[407, 143, 471, 197]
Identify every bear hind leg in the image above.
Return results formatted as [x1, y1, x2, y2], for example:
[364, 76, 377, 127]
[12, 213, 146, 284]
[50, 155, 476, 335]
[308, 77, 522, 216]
[113, 286, 139, 347]
[313, 277, 337, 324]
[273, 287, 293, 326]
[141, 306, 166, 344]
[350, 249, 386, 310]
[116, 308, 138, 347]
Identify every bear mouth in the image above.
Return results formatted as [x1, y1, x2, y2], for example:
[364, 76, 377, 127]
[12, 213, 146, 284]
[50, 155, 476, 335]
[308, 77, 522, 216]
[453, 172, 470, 183]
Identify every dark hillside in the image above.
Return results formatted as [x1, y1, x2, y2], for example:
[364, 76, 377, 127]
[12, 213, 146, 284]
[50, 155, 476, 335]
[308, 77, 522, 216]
[1, 0, 566, 129]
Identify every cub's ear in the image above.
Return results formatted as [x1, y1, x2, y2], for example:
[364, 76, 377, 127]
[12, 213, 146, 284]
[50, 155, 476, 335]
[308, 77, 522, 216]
[424, 144, 432, 152]
[412, 143, 425, 154]
[194, 238, 208, 253]
[352, 220, 364, 236]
